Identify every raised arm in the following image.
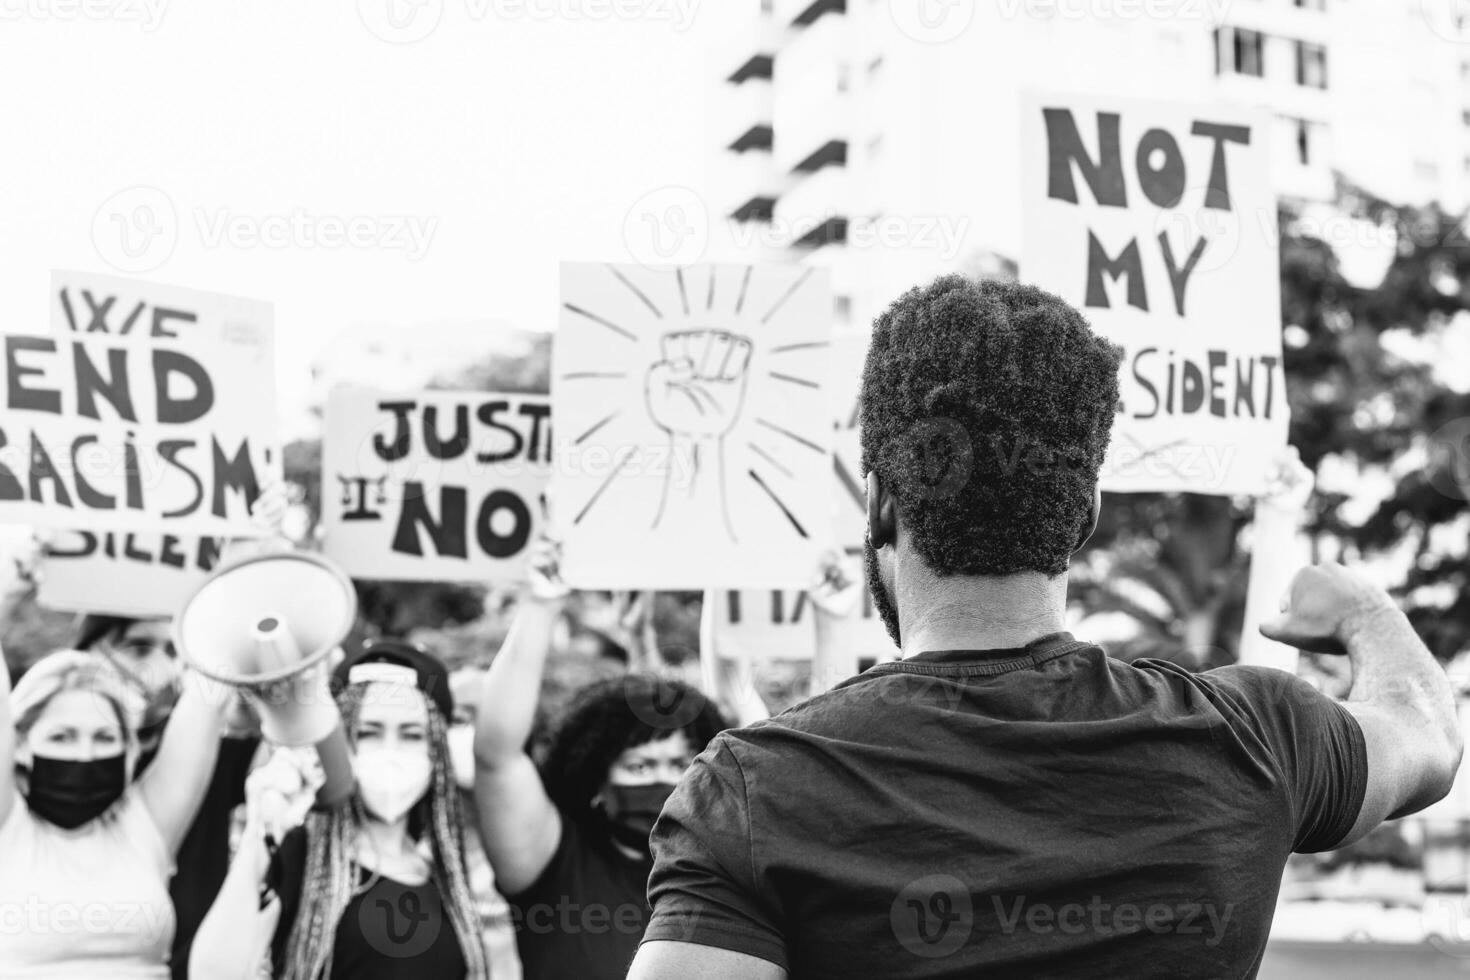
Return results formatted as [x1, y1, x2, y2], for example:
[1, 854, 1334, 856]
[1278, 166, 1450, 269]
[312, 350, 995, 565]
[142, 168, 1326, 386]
[1261, 563, 1463, 844]
[807, 551, 861, 698]
[141, 478, 289, 855]
[472, 537, 566, 895]
[1239, 447, 1313, 672]
[189, 748, 316, 980]
[138, 667, 227, 854]
[698, 594, 769, 727]
[0, 642, 15, 830]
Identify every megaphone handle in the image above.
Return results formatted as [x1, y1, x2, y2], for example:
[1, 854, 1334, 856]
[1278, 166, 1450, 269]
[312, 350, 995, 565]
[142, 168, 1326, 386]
[311, 723, 357, 810]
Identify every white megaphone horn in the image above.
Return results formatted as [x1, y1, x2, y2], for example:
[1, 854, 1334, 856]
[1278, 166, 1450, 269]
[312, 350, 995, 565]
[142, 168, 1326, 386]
[175, 551, 357, 808]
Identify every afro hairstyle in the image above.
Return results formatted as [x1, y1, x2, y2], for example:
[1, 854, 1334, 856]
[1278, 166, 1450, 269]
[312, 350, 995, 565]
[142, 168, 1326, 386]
[859, 275, 1121, 577]
[539, 674, 727, 820]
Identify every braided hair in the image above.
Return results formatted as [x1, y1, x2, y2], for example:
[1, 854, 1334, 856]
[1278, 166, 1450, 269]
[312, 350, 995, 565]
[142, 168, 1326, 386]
[278, 682, 489, 980]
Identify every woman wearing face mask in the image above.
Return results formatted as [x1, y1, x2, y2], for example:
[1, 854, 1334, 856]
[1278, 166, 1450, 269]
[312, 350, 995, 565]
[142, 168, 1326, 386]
[474, 539, 729, 980]
[190, 640, 488, 980]
[0, 646, 227, 978]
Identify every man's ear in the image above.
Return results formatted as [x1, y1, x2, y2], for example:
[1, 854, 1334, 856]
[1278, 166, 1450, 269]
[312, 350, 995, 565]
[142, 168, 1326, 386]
[866, 471, 896, 549]
[1075, 485, 1102, 553]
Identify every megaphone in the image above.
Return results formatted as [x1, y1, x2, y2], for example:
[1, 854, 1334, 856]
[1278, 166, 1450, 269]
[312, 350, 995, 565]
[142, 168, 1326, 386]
[175, 551, 358, 807]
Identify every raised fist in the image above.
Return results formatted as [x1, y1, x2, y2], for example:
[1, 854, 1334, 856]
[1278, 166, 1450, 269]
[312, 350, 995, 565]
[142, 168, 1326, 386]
[644, 330, 753, 439]
[1258, 562, 1399, 655]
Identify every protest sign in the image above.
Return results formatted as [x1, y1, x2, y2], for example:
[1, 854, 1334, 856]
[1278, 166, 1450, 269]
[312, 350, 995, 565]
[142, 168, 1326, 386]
[555, 262, 834, 588]
[0, 271, 277, 534]
[322, 386, 550, 583]
[706, 425, 898, 682]
[37, 531, 225, 617]
[1020, 92, 1287, 495]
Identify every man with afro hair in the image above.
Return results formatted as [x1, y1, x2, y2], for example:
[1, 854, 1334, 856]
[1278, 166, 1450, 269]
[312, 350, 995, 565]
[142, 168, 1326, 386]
[630, 275, 1459, 979]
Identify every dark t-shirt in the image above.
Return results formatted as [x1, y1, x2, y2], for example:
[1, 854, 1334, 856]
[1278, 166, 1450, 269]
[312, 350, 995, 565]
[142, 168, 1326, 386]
[505, 811, 655, 980]
[644, 633, 1368, 980]
[266, 826, 467, 980]
[170, 735, 260, 980]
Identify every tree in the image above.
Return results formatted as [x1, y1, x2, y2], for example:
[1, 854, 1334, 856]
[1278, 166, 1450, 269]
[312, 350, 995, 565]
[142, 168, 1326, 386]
[1071, 188, 1470, 664]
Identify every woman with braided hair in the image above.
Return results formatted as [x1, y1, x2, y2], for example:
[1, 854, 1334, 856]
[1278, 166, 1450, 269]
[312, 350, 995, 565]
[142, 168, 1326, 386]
[190, 640, 489, 980]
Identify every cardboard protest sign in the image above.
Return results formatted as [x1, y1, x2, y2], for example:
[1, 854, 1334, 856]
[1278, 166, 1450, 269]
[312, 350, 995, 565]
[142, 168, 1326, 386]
[0, 271, 277, 534]
[37, 531, 224, 617]
[321, 386, 550, 583]
[1020, 93, 1287, 495]
[555, 262, 834, 588]
[706, 429, 898, 681]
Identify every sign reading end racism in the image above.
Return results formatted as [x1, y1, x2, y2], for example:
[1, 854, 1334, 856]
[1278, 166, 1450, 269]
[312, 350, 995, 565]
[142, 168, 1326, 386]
[321, 387, 550, 584]
[0, 271, 278, 534]
[1020, 92, 1288, 495]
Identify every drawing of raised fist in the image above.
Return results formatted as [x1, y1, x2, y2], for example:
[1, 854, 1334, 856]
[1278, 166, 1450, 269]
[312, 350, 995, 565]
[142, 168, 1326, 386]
[644, 330, 754, 439]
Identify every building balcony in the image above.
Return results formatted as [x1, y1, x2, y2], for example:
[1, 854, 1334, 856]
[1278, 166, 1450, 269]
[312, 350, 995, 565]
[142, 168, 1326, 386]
[714, 147, 783, 224]
[722, 8, 779, 84]
[721, 78, 775, 152]
[773, 165, 848, 249]
[775, 0, 844, 29]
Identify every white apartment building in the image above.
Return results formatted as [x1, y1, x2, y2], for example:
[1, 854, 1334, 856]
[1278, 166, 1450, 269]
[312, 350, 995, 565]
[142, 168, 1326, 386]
[706, 0, 1470, 329]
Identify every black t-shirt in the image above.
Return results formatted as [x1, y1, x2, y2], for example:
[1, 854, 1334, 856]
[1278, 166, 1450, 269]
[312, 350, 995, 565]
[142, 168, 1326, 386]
[265, 826, 467, 980]
[504, 811, 655, 980]
[170, 735, 260, 980]
[644, 633, 1368, 980]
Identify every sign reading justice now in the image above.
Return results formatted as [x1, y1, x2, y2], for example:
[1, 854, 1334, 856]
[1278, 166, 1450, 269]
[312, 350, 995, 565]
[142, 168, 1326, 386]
[1021, 92, 1288, 495]
[322, 386, 550, 583]
[0, 271, 277, 534]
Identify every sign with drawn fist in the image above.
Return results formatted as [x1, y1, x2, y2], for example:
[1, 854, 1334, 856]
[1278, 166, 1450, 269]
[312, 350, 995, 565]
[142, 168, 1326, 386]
[644, 330, 753, 439]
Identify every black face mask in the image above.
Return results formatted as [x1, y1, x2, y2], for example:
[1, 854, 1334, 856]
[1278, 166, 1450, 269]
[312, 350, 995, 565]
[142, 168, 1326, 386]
[25, 754, 128, 829]
[597, 782, 677, 857]
[865, 535, 902, 647]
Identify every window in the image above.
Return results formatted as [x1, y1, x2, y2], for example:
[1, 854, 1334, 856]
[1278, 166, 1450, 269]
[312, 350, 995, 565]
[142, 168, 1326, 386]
[1296, 41, 1327, 88]
[1295, 118, 1311, 165]
[1463, 109, 1470, 127]
[1215, 27, 1264, 77]
[1294, 0, 1325, 9]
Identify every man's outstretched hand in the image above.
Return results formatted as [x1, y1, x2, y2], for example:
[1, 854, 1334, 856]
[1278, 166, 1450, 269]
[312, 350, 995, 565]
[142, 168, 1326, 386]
[1259, 562, 1400, 655]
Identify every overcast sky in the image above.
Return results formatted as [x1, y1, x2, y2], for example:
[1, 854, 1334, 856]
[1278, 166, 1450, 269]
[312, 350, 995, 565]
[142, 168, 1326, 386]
[0, 0, 740, 433]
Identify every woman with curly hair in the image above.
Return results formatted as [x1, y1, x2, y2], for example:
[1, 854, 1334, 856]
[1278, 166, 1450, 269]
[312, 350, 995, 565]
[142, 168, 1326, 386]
[473, 539, 728, 980]
[191, 640, 489, 980]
